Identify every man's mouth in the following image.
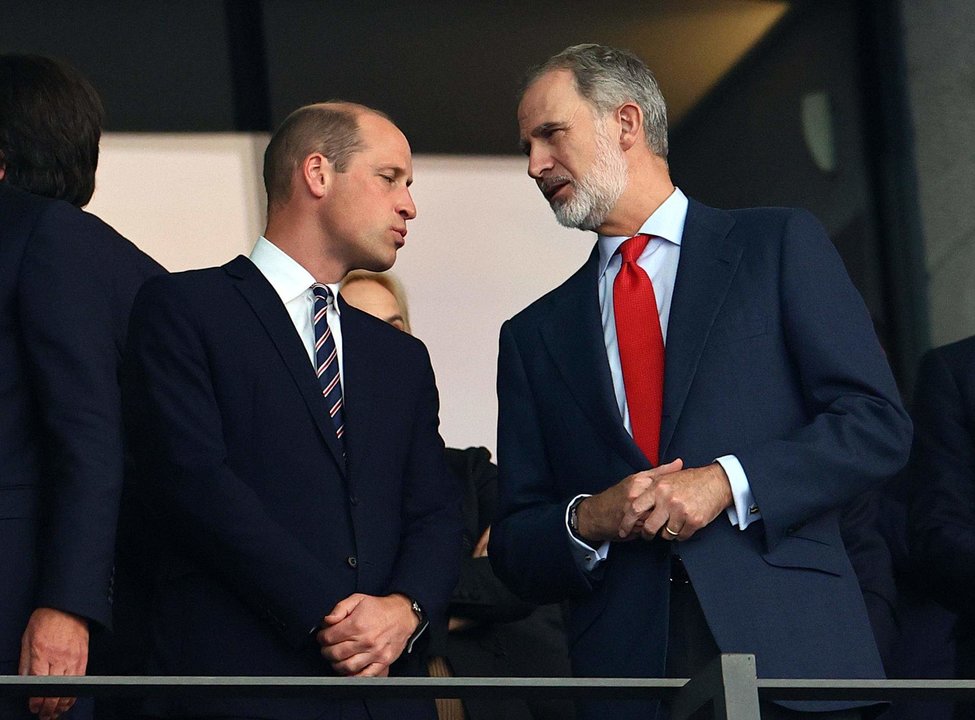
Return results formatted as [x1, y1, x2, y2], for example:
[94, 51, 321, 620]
[541, 177, 571, 202]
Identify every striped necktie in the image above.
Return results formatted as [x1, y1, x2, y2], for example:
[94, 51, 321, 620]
[312, 284, 345, 442]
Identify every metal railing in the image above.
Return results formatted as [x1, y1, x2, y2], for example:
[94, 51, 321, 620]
[4, 654, 975, 719]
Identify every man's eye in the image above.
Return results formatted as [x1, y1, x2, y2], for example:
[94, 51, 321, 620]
[380, 175, 395, 184]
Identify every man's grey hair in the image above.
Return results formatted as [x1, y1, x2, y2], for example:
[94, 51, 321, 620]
[525, 43, 669, 158]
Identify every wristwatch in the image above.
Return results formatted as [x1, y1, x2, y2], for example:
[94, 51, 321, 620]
[405, 598, 428, 654]
[568, 496, 586, 541]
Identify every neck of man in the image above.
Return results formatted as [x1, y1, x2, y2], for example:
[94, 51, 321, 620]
[263, 211, 347, 284]
[597, 154, 675, 237]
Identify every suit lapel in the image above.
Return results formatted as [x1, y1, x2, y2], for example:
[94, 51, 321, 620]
[334, 298, 380, 470]
[225, 256, 347, 474]
[660, 200, 741, 457]
[540, 246, 648, 469]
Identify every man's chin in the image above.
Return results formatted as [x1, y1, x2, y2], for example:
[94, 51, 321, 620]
[552, 204, 590, 231]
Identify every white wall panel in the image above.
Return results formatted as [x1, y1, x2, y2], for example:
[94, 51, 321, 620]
[88, 135, 594, 454]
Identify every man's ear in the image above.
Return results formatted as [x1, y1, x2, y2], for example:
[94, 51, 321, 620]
[617, 101, 644, 152]
[301, 152, 331, 199]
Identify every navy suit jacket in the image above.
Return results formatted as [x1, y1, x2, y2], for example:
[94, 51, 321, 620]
[911, 337, 975, 623]
[490, 200, 912, 719]
[122, 255, 461, 719]
[0, 183, 163, 674]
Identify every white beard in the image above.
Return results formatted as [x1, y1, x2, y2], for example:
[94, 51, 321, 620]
[551, 122, 627, 232]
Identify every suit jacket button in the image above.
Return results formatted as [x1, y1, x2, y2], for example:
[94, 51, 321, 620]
[347, 556, 358, 568]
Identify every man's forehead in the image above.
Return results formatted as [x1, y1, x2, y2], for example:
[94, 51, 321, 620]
[519, 70, 584, 126]
[522, 69, 578, 102]
[356, 115, 412, 166]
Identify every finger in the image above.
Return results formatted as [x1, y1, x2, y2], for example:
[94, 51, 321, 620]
[618, 504, 646, 538]
[619, 485, 660, 537]
[320, 637, 365, 663]
[331, 650, 379, 677]
[353, 661, 389, 677]
[57, 695, 76, 715]
[37, 695, 61, 720]
[27, 661, 51, 713]
[318, 622, 356, 648]
[640, 504, 673, 540]
[657, 518, 684, 542]
[323, 594, 364, 625]
[651, 458, 684, 476]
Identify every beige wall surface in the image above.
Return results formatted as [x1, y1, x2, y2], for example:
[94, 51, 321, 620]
[87, 134, 593, 455]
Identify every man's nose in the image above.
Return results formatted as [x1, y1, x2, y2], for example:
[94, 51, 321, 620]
[527, 146, 554, 180]
[399, 188, 417, 220]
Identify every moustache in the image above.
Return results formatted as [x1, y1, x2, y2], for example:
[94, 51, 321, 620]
[540, 176, 572, 200]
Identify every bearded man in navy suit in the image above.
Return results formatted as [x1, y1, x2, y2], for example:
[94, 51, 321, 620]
[123, 102, 461, 720]
[0, 55, 164, 720]
[489, 44, 912, 720]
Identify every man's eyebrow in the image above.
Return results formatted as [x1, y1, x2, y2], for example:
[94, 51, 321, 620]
[378, 164, 413, 185]
[518, 121, 568, 154]
[532, 121, 567, 137]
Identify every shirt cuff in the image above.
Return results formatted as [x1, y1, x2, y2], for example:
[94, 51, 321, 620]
[716, 455, 760, 530]
[565, 494, 610, 571]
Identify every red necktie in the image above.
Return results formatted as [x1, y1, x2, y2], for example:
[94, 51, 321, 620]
[613, 234, 665, 465]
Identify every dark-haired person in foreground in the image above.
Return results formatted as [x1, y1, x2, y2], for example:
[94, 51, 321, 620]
[0, 54, 164, 720]
[489, 44, 912, 720]
[123, 102, 461, 720]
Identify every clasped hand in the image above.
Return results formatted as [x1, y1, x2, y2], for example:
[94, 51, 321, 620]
[19, 607, 89, 720]
[316, 593, 418, 677]
[576, 459, 733, 543]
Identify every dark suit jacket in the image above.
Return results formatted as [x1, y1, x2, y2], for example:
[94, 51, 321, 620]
[0, 183, 163, 676]
[122, 256, 462, 719]
[490, 200, 912, 720]
[910, 336, 975, 670]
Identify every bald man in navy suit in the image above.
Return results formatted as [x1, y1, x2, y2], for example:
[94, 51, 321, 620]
[123, 102, 461, 720]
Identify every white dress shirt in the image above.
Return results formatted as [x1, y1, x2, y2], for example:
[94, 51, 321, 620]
[568, 188, 758, 570]
[248, 236, 345, 384]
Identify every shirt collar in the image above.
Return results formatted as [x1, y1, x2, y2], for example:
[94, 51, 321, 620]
[249, 236, 341, 313]
[597, 187, 688, 277]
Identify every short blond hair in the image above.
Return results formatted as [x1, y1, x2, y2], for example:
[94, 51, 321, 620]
[340, 270, 411, 334]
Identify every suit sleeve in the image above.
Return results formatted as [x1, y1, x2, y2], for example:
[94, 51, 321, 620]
[489, 321, 596, 604]
[384, 346, 463, 624]
[733, 209, 913, 549]
[124, 278, 347, 649]
[18, 205, 129, 630]
[910, 346, 975, 614]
